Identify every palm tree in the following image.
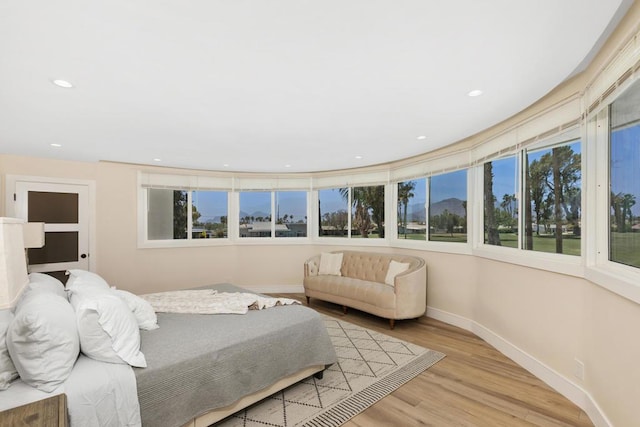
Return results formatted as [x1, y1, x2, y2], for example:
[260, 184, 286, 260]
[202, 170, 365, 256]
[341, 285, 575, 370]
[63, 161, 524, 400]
[340, 186, 385, 238]
[622, 193, 636, 232]
[484, 163, 501, 245]
[398, 181, 416, 239]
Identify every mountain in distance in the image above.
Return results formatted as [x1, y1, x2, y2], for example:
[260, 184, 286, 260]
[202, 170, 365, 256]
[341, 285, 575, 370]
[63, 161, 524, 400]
[431, 198, 466, 217]
[406, 198, 466, 221]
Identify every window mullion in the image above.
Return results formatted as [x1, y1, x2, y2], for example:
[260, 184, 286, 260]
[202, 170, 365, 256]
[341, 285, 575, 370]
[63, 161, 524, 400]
[187, 191, 193, 240]
[425, 177, 430, 241]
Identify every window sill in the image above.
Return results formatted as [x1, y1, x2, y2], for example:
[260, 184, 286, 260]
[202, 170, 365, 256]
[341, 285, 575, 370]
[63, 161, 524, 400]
[585, 264, 640, 305]
[472, 245, 585, 278]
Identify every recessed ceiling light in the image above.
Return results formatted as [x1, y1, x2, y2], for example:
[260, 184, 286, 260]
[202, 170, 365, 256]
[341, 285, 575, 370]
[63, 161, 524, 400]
[417, 135, 427, 140]
[153, 158, 162, 162]
[52, 79, 74, 88]
[355, 155, 363, 160]
[223, 163, 229, 167]
[285, 164, 292, 168]
[468, 89, 483, 97]
[50, 143, 62, 148]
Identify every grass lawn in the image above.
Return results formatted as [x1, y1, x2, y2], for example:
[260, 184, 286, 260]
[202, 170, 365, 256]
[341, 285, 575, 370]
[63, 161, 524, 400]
[331, 230, 638, 266]
[485, 233, 581, 256]
[396, 233, 468, 243]
[611, 232, 640, 268]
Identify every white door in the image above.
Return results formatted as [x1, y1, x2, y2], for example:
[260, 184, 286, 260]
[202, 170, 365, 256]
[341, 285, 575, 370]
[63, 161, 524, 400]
[13, 181, 90, 277]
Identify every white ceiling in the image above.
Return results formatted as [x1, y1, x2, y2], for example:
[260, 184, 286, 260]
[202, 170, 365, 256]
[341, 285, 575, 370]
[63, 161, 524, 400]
[0, 1, 632, 173]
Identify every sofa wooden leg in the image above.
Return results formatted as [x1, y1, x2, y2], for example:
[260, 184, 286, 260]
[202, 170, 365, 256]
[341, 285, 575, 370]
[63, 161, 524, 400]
[342, 305, 348, 314]
[389, 319, 395, 329]
[314, 370, 324, 380]
[306, 296, 310, 305]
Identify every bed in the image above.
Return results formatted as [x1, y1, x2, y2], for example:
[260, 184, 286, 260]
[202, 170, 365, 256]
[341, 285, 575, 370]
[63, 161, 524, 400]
[0, 282, 337, 427]
[136, 283, 337, 427]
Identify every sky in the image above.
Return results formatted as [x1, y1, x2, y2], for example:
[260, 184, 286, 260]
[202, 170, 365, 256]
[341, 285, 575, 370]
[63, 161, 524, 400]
[192, 191, 227, 222]
[611, 126, 640, 215]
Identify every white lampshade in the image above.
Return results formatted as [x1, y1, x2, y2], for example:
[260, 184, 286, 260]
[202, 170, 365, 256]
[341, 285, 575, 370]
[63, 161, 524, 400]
[0, 217, 30, 309]
[23, 222, 45, 249]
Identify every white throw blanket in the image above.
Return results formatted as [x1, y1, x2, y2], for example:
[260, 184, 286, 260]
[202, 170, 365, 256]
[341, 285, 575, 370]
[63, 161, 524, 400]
[140, 289, 300, 315]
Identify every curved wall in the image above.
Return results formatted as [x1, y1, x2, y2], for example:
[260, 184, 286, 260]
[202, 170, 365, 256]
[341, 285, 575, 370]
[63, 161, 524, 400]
[2, 3, 640, 425]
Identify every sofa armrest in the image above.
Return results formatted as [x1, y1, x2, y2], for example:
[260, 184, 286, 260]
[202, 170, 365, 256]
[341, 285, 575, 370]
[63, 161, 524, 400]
[393, 261, 427, 318]
[304, 255, 322, 277]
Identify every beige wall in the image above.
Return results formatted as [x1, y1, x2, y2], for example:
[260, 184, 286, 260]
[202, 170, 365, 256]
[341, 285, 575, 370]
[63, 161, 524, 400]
[3, 151, 639, 425]
[1, 153, 638, 425]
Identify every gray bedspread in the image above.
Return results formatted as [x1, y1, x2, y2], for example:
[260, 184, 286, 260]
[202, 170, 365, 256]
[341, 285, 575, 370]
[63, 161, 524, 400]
[134, 284, 337, 427]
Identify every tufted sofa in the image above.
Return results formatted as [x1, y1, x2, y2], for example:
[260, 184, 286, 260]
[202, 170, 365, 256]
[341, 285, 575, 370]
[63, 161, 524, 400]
[303, 250, 427, 328]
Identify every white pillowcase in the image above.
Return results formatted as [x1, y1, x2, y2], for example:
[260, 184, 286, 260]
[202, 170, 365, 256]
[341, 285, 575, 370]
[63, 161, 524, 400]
[384, 260, 411, 286]
[318, 252, 343, 276]
[0, 310, 18, 390]
[26, 273, 68, 300]
[71, 293, 147, 368]
[66, 269, 111, 295]
[6, 293, 79, 392]
[114, 289, 159, 331]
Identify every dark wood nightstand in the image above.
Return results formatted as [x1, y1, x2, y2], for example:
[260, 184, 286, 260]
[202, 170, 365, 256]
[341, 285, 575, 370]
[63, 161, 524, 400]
[0, 394, 67, 427]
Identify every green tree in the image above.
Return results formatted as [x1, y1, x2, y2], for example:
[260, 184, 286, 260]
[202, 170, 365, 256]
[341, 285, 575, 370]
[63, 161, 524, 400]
[173, 191, 188, 239]
[622, 193, 636, 232]
[528, 158, 549, 236]
[397, 181, 416, 239]
[484, 163, 501, 245]
[339, 186, 385, 238]
[173, 191, 201, 239]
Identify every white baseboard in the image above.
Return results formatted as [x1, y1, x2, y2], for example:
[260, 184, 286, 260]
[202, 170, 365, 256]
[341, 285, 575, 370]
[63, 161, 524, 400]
[426, 306, 612, 427]
[241, 284, 305, 294]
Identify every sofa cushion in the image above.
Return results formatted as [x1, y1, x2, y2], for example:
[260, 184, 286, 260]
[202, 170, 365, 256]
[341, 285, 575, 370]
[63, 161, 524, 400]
[340, 252, 391, 284]
[304, 275, 396, 310]
[385, 260, 410, 286]
[318, 252, 343, 276]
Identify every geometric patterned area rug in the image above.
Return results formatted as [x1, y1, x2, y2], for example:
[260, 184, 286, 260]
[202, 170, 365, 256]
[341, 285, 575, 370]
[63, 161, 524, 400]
[215, 316, 446, 427]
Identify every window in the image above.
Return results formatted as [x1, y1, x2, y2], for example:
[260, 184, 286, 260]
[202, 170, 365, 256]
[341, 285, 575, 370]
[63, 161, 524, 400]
[318, 188, 349, 237]
[484, 156, 518, 248]
[147, 189, 228, 240]
[397, 178, 426, 240]
[239, 191, 307, 238]
[275, 191, 307, 237]
[192, 191, 228, 239]
[351, 185, 385, 238]
[610, 80, 640, 269]
[147, 189, 187, 240]
[319, 186, 385, 238]
[429, 170, 467, 243]
[239, 192, 271, 238]
[524, 141, 581, 256]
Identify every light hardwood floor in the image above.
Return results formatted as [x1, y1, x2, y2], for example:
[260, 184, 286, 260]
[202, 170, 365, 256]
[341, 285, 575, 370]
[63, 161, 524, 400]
[272, 294, 594, 427]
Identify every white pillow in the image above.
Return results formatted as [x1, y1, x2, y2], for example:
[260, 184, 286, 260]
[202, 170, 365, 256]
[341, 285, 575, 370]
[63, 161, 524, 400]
[66, 270, 111, 295]
[71, 293, 147, 368]
[384, 260, 411, 286]
[6, 293, 79, 392]
[0, 310, 18, 390]
[114, 289, 159, 331]
[318, 252, 343, 276]
[26, 273, 67, 300]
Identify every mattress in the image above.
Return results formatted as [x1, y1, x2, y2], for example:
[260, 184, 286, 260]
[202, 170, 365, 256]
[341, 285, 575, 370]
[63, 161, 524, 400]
[134, 283, 337, 427]
[0, 355, 141, 427]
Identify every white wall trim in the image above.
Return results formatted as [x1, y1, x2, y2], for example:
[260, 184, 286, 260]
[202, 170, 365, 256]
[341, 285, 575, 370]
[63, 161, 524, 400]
[426, 306, 612, 427]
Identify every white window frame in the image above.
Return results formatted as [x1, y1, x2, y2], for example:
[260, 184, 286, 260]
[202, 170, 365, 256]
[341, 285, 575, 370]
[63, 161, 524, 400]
[473, 144, 585, 277]
[139, 188, 233, 248]
[583, 86, 640, 304]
